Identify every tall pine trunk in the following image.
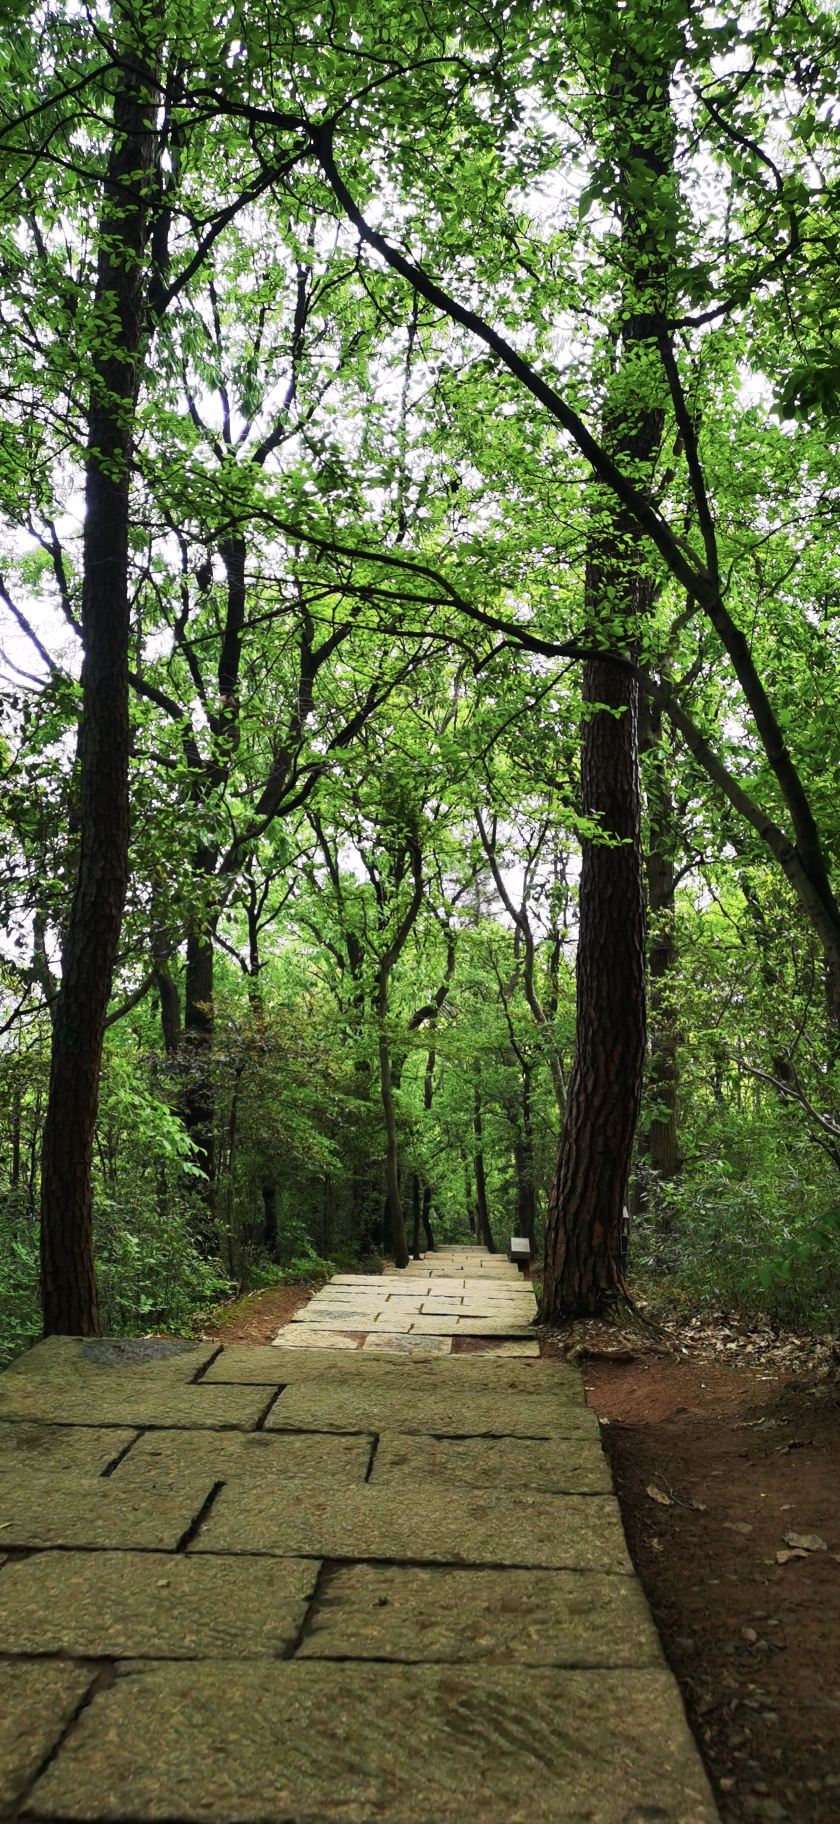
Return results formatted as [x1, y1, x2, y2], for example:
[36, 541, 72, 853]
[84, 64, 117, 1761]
[541, 656, 646, 1314]
[39, 33, 158, 1335]
[540, 25, 674, 1322]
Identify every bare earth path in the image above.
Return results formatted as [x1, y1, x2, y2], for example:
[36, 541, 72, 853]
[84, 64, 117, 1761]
[0, 1248, 718, 1823]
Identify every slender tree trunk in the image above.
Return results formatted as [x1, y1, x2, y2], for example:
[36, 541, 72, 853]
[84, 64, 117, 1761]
[463, 1157, 476, 1235]
[411, 1173, 422, 1259]
[473, 1088, 495, 1252]
[645, 754, 680, 1182]
[421, 1184, 435, 1251]
[262, 1181, 278, 1253]
[541, 655, 646, 1317]
[378, 1034, 408, 1266]
[513, 1068, 537, 1249]
[39, 33, 158, 1335]
[183, 925, 216, 1242]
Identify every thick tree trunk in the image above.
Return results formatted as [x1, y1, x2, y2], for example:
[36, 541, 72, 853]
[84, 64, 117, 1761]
[39, 37, 157, 1335]
[541, 656, 646, 1318]
[473, 1088, 495, 1252]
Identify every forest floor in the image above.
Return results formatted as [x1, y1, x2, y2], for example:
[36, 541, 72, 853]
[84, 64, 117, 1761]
[560, 1312, 840, 1824]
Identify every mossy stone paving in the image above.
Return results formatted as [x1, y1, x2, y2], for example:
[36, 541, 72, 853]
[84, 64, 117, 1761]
[0, 1250, 719, 1823]
[21, 1662, 719, 1823]
[0, 1552, 318, 1659]
[297, 1564, 664, 1665]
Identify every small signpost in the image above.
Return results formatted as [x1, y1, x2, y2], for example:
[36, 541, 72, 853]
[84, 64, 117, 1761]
[508, 1236, 531, 1273]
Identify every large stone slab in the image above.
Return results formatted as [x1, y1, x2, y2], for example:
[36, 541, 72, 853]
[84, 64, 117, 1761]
[23, 1661, 718, 1823]
[0, 1473, 216, 1550]
[112, 1428, 372, 1487]
[204, 1347, 585, 1400]
[361, 1335, 452, 1356]
[299, 1564, 662, 1665]
[265, 1384, 597, 1437]
[191, 1481, 630, 1571]
[370, 1433, 612, 1494]
[0, 1660, 94, 1816]
[0, 1421, 137, 1476]
[0, 1382, 272, 1430]
[0, 1337, 272, 1429]
[0, 1552, 318, 1659]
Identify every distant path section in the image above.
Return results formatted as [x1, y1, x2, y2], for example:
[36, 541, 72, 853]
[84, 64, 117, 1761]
[0, 1270, 719, 1823]
[274, 1245, 539, 1355]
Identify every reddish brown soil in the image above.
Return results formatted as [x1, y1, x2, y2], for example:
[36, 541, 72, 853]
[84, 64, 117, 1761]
[193, 1283, 314, 1343]
[583, 1342, 840, 1824]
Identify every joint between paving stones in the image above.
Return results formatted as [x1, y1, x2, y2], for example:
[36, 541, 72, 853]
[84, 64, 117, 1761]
[174, 1482, 225, 1554]
[284, 1558, 342, 1660]
[7, 1660, 114, 1822]
[253, 1386, 287, 1429]
[99, 1429, 145, 1478]
[189, 1346, 224, 1385]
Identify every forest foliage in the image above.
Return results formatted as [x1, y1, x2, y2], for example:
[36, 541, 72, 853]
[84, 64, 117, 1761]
[3, 0, 840, 1353]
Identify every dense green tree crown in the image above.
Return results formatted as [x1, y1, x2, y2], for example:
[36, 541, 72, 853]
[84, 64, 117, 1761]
[3, 0, 840, 1344]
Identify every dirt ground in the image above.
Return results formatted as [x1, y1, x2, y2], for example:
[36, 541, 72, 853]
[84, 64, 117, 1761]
[574, 1320, 840, 1824]
[192, 1282, 314, 1343]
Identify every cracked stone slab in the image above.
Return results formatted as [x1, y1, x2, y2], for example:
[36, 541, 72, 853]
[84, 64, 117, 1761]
[299, 1564, 663, 1665]
[190, 1480, 631, 1571]
[22, 1661, 719, 1823]
[0, 1472, 217, 1550]
[0, 1421, 138, 1476]
[265, 1384, 596, 1438]
[111, 1428, 372, 1487]
[0, 1551, 319, 1660]
[370, 1433, 612, 1494]
[0, 1660, 95, 1817]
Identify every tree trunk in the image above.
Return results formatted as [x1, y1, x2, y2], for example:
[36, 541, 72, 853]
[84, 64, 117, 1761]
[473, 1088, 495, 1252]
[183, 926, 216, 1237]
[513, 1068, 537, 1249]
[645, 753, 680, 1182]
[541, 655, 646, 1318]
[262, 1181, 277, 1253]
[39, 34, 158, 1335]
[378, 1034, 409, 1267]
[411, 1172, 422, 1259]
[421, 1183, 435, 1251]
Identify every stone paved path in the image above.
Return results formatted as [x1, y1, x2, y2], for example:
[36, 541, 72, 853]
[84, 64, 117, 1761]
[274, 1246, 539, 1354]
[0, 1289, 719, 1822]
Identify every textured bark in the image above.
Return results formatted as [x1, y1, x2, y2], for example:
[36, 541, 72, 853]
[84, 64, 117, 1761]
[40, 37, 158, 1335]
[411, 1172, 422, 1260]
[541, 657, 646, 1317]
